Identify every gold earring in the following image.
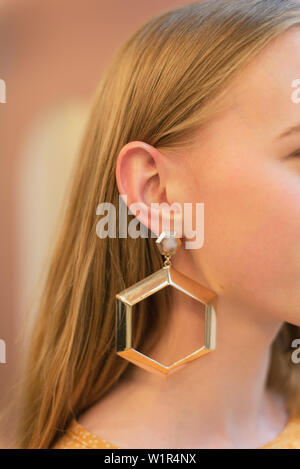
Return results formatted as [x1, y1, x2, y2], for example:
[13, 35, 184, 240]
[115, 231, 217, 377]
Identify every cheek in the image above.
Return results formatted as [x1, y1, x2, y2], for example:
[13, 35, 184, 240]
[187, 159, 300, 319]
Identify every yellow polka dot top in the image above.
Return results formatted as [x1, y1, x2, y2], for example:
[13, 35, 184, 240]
[51, 416, 300, 449]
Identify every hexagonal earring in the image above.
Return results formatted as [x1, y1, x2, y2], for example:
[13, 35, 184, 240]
[115, 231, 217, 378]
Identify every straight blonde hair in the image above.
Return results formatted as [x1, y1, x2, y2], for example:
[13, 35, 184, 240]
[12, 0, 300, 448]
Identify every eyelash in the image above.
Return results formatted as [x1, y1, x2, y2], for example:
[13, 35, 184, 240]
[290, 150, 300, 158]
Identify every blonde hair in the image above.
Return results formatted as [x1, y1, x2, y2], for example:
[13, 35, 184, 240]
[13, 0, 300, 448]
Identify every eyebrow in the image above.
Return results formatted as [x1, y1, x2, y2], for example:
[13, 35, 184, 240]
[277, 123, 300, 140]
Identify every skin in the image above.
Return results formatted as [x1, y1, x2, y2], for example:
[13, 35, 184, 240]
[78, 27, 300, 448]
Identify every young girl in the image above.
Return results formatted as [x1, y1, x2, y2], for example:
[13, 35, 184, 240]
[15, 0, 300, 449]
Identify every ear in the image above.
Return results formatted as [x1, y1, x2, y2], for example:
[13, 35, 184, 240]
[115, 141, 183, 237]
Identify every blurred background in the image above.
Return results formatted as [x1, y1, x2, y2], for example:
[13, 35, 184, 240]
[0, 0, 193, 446]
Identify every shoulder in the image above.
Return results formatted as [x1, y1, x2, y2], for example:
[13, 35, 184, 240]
[51, 419, 120, 449]
[261, 416, 300, 449]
